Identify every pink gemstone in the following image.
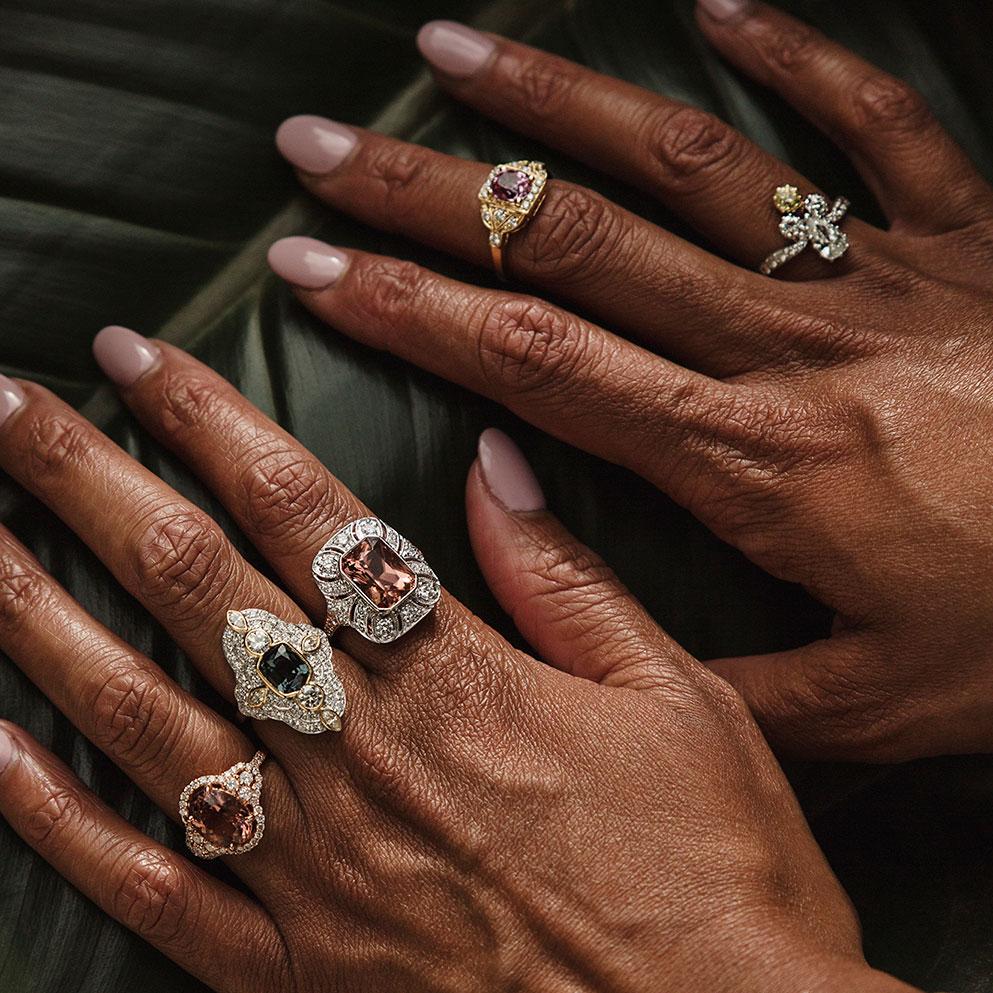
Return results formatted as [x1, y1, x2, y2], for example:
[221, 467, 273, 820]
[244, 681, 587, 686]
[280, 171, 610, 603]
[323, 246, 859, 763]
[341, 537, 416, 609]
[187, 785, 256, 848]
[490, 169, 532, 202]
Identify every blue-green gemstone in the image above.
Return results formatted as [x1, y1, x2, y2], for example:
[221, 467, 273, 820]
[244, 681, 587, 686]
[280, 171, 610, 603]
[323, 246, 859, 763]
[257, 643, 311, 696]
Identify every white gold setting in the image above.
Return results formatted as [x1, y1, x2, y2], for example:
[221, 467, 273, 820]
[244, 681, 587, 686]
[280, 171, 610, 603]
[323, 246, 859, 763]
[761, 184, 850, 276]
[312, 516, 441, 644]
[179, 751, 266, 860]
[224, 609, 345, 734]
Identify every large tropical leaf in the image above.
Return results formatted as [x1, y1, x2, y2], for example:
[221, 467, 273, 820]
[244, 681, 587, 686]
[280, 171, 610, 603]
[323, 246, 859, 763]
[2, 1, 992, 990]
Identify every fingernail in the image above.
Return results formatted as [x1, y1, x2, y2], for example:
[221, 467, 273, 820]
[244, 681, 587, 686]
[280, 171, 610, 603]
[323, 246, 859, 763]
[93, 326, 161, 387]
[276, 115, 357, 175]
[697, 0, 753, 22]
[417, 20, 496, 80]
[268, 237, 350, 290]
[0, 375, 26, 427]
[478, 428, 545, 513]
[0, 723, 17, 776]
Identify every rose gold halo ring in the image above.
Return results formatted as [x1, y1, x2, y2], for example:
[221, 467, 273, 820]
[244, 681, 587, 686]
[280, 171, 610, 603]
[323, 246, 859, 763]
[312, 516, 441, 644]
[478, 160, 549, 279]
[180, 751, 266, 859]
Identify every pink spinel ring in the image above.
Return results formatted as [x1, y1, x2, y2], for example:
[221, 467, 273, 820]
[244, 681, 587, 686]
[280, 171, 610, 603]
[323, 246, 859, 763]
[180, 751, 266, 859]
[312, 516, 441, 644]
[479, 160, 549, 279]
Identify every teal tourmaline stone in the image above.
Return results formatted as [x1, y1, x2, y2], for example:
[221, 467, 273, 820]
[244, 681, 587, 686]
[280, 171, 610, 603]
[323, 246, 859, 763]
[257, 643, 311, 696]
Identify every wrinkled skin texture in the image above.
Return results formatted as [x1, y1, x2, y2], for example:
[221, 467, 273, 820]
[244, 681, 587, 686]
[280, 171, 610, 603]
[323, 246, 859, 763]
[0, 343, 915, 992]
[272, 3, 993, 761]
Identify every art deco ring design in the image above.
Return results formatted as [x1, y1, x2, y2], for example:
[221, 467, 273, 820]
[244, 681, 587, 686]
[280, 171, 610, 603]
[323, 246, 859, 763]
[760, 184, 850, 276]
[312, 516, 441, 644]
[180, 751, 266, 859]
[478, 160, 549, 278]
[224, 609, 345, 734]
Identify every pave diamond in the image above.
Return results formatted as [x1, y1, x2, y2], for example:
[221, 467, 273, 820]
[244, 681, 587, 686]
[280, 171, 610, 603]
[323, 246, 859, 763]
[187, 785, 257, 849]
[257, 643, 311, 696]
[341, 537, 416, 609]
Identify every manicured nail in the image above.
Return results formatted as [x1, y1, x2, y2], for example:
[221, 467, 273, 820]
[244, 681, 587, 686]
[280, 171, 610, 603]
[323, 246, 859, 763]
[268, 237, 350, 290]
[0, 375, 26, 427]
[276, 116, 357, 175]
[697, 0, 753, 22]
[0, 723, 17, 776]
[478, 428, 545, 513]
[417, 21, 496, 80]
[93, 326, 161, 387]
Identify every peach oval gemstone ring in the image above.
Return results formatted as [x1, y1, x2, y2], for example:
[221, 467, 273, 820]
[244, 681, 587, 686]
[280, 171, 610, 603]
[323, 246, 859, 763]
[479, 160, 549, 279]
[312, 517, 441, 644]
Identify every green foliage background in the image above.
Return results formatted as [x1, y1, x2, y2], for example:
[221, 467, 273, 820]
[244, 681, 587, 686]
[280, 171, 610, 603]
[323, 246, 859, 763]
[1, 1, 992, 990]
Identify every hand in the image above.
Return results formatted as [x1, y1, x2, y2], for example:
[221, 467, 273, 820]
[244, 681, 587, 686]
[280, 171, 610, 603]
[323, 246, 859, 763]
[268, 1, 993, 762]
[0, 332, 911, 992]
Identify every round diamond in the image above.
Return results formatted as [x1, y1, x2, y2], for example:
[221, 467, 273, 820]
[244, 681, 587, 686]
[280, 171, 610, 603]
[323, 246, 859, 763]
[245, 628, 270, 654]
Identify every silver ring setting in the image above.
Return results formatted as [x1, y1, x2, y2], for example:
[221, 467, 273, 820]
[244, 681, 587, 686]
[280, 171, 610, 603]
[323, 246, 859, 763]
[224, 609, 345, 733]
[312, 516, 441, 644]
[760, 184, 850, 276]
[180, 751, 266, 859]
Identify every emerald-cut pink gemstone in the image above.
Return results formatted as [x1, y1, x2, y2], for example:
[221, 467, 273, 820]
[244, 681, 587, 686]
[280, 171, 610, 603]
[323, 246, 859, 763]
[490, 169, 532, 202]
[341, 537, 416, 609]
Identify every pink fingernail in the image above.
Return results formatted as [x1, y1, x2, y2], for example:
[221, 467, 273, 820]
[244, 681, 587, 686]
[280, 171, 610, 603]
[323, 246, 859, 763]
[478, 429, 545, 513]
[0, 375, 26, 427]
[417, 21, 496, 79]
[268, 237, 350, 290]
[93, 326, 161, 387]
[276, 116, 357, 175]
[0, 722, 16, 775]
[697, 0, 752, 22]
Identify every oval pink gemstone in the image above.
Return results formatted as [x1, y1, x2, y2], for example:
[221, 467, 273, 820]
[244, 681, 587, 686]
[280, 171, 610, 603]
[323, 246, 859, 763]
[188, 785, 256, 848]
[490, 169, 532, 202]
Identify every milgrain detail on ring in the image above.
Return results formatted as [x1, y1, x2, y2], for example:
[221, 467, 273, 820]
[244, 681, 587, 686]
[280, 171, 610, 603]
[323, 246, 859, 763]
[312, 516, 441, 644]
[760, 185, 850, 276]
[179, 751, 266, 860]
[223, 609, 346, 734]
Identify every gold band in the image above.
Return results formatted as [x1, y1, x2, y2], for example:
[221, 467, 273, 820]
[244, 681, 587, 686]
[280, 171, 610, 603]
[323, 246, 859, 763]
[479, 161, 549, 280]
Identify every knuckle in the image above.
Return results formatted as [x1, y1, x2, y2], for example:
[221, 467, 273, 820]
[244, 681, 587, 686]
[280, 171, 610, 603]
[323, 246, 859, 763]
[646, 107, 745, 193]
[853, 74, 931, 135]
[502, 51, 575, 123]
[757, 20, 821, 76]
[352, 257, 425, 330]
[241, 444, 344, 550]
[520, 186, 626, 281]
[476, 297, 588, 399]
[0, 557, 51, 632]
[112, 847, 197, 944]
[364, 144, 429, 228]
[159, 369, 228, 438]
[26, 414, 94, 478]
[129, 506, 228, 615]
[89, 666, 183, 772]
[23, 785, 84, 853]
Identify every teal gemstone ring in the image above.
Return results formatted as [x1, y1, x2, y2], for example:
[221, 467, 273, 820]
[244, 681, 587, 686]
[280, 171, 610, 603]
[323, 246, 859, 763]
[223, 608, 346, 734]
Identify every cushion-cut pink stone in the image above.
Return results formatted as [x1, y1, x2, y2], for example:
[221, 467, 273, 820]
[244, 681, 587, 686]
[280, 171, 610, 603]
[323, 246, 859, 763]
[490, 169, 532, 202]
[188, 785, 256, 848]
[341, 537, 416, 609]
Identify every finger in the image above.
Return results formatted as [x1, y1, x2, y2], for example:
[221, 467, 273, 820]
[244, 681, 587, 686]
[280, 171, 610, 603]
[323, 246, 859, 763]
[275, 116, 796, 371]
[0, 371, 369, 770]
[0, 723, 287, 993]
[466, 428, 719, 701]
[267, 240, 795, 523]
[415, 20, 882, 270]
[696, 1, 992, 233]
[91, 329, 510, 684]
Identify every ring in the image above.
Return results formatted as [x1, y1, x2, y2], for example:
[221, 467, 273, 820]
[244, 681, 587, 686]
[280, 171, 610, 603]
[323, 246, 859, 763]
[224, 609, 345, 733]
[760, 184, 850, 276]
[180, 750, 266, 859]
[312, 516, 441, 643]
[479, 160, 549, 279]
